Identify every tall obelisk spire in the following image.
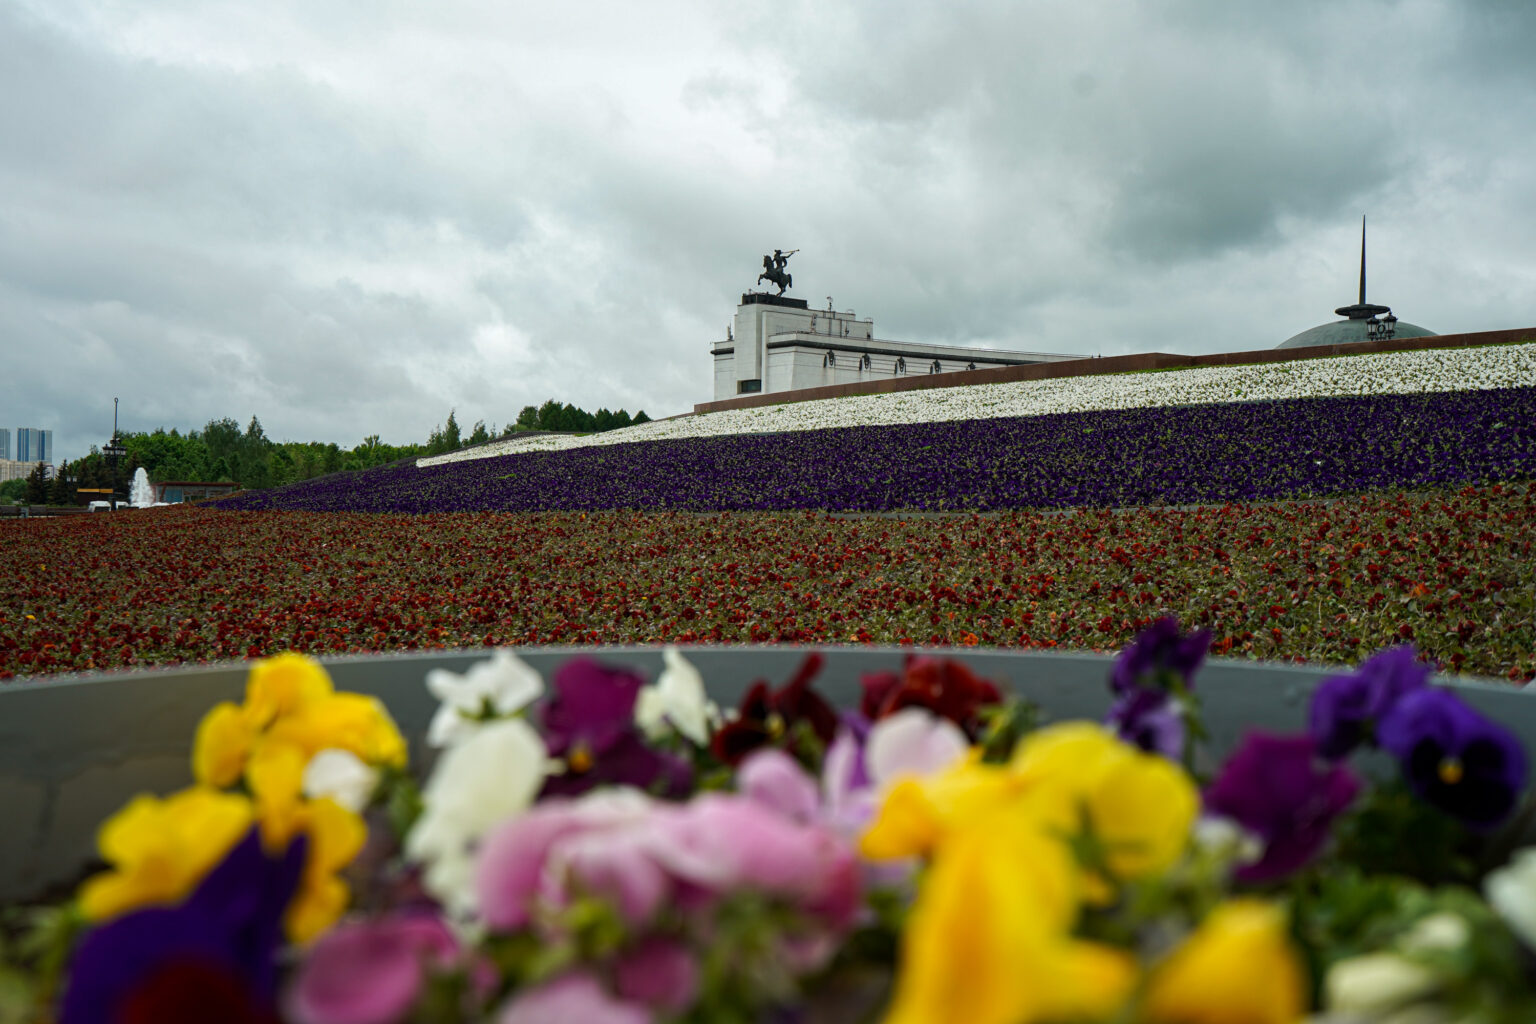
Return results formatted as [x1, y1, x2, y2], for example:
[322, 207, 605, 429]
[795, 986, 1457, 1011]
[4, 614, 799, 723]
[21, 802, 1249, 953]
[1336, 215, 1389, 320]
[1358, 215, 1367, 306]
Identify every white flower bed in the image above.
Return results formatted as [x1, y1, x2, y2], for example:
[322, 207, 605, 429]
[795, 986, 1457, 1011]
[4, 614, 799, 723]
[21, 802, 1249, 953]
[420, 343, 1536, 467]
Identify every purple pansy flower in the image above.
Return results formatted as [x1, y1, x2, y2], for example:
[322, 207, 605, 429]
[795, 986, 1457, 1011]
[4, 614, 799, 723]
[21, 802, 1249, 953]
[1309, 645, 1429, 760]
[1110, 617, 1212, 696]
[1106, 687, 1185, 760]
[60, 827, 306, 1024]
[540, 658, 690, 798]
[1377, 687, 1529, 830]
[1204, 731, 1361, 883]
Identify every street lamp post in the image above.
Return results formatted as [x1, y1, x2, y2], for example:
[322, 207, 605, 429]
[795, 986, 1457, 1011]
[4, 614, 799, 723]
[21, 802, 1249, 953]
[103, 398, 126, 511]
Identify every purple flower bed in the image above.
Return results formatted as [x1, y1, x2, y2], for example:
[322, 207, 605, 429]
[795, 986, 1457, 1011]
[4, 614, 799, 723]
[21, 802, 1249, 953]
[215, 387, 1536, 513]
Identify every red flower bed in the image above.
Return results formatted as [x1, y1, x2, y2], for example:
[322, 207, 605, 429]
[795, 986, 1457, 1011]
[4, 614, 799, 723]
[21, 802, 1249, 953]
[3, 482, 1532, 682]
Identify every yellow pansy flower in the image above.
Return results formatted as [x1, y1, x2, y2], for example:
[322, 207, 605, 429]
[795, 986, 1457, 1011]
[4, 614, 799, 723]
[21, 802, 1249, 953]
[881, 810, 1133, 1024]
[192, 654, 406, 795]
[193, 701, 257, 788]
[1087, 750, 1199, 880]
[77, 787, 254, 921]
[860, 755, 1018, 861]
[266, 691, 408, 770]
[245, 651, 335, 727]
[282, 796, 368, 945]
[1141, 899, 1307, 1024]
[1010, 722, 1198, 884]
[242, 740, 367, 945]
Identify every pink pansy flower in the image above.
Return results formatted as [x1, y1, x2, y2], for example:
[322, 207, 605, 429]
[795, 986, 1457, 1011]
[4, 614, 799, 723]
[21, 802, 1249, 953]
[613, 937, 700, 1014]
[476, 789, 657, 932]
[286, 913, 461, 1024]
[497, 971, 652, 1024]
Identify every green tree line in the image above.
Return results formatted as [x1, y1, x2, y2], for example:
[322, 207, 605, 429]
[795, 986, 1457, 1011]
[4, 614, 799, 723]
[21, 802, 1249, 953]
[5, 401, 652, 504]
[420, 402, 649, 456]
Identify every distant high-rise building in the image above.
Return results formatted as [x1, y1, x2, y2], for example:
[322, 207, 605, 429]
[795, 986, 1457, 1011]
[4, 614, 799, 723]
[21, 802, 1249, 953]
[15, 428, 52, 463]
[0, 428, 9, 461]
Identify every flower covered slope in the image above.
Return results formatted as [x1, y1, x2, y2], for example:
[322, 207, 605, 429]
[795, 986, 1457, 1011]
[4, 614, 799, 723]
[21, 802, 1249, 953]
[15, 626, 1536, 1024]
[6, 483, 1534, 681]
[420, 342, 1536, 465]
[220, 385, 1536, 514]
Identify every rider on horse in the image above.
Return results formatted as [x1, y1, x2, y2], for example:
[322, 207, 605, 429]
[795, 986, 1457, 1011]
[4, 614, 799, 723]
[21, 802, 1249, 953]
[757, 249, 798, 296]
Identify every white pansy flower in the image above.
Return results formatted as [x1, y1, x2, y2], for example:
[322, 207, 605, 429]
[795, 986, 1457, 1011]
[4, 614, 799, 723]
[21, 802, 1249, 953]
[1399, 912, 1469, 955]
[1485, 847, 1536, 950]
[1191, 815, 1265, 867]
[634, 647, 720, 746]
[425, 650, 544, 748]
[405, 717, 547, 919]
[1324, 952, 1439, 1015]
[301, 748, 380, 814]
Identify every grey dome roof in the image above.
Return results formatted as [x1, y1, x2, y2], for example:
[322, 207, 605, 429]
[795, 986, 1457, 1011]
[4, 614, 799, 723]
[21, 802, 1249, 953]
[1277, 319, 1437, 350]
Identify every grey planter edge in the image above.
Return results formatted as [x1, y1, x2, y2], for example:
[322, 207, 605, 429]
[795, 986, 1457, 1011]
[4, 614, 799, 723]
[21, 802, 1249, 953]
[2, 646, 1532, 904]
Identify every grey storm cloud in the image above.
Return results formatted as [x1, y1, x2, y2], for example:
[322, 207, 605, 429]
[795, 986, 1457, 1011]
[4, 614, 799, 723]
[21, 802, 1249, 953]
[2, 0, 1534, 462]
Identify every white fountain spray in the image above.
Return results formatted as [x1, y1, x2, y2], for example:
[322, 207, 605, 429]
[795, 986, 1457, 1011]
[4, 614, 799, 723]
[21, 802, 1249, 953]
[129, 467, 155, 508]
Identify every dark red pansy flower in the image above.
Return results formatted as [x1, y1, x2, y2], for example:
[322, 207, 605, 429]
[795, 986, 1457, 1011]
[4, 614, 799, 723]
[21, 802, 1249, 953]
[860, 656, 1002, 738]
[711, 653, 837, 766]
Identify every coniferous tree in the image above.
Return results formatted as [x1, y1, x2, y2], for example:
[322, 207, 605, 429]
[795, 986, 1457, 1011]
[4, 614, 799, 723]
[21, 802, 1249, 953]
[444, 410, 461, 449]
[515, 406, 539, 429]
[49, 462, 76, 506]
[237, 416, 274, 490]
[425, 423, 449, 456]
[24, 463, 49, 504]
[467, 420, 489, 446]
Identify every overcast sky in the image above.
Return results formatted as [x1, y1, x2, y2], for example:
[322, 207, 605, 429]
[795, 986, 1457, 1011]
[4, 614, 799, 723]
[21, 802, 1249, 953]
[4, 0, 1534, 461]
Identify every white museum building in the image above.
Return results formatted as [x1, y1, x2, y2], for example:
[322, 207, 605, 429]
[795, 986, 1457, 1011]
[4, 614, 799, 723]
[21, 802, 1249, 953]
[712, 293, 1076, 402]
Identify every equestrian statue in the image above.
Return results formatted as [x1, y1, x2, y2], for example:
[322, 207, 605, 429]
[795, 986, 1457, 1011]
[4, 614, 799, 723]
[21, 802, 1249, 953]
[757, 248, 798, 295]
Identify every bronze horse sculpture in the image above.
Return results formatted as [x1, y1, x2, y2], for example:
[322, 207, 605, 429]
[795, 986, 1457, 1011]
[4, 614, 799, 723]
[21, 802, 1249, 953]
[756, 249, 797, 295]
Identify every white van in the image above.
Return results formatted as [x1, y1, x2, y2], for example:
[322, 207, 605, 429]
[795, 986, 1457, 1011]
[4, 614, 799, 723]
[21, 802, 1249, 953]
[87, 501, 116, 512]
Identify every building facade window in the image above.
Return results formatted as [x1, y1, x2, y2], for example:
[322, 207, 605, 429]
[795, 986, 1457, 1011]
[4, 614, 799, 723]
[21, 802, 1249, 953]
[737, 379, 762, 394]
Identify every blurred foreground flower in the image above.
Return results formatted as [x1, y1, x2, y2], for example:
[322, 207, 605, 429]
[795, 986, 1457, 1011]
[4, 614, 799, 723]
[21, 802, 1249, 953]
[1377, 687, 1528, 830]
[1485, 847, 1536, 950]
[405, 718, 547, 919]
[634, 646, 720, 747]
[859, 655, 1002, 739]
[1104, 617, 1210, 763]
[424, 649, 544, 748]
[712, 652, 838, 766]
[78, 787, 255, 923]
[62, 828, 306, 1024]
[539, 658, 691, 798]
[1309, 644, 1429, 760]
[285, 912, 467, 1024]
[193, 652, 406, 791]
[1204, 731, 1360, 883]
[1141, 899, 1306, 1024]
